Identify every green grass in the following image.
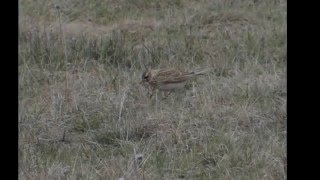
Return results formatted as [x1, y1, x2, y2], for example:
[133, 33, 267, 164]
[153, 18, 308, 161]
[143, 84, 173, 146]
[19, 0, 287, 179]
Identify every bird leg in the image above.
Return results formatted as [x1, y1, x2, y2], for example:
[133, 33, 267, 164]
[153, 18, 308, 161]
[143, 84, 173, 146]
[148, 87, 155, 99]
[162, 90, 173, 100]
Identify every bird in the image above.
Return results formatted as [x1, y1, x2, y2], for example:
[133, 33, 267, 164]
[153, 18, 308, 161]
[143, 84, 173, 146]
[141, 67, 211, 98]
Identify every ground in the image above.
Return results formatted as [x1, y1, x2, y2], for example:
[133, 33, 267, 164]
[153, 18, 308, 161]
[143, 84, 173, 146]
[19, 0, 287, 179]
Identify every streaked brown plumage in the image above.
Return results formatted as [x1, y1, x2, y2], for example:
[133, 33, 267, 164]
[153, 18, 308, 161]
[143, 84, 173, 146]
[141, 68, 210, 97]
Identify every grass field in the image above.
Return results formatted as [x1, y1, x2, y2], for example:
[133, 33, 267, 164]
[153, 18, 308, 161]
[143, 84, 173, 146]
[19, 0, 287, 179]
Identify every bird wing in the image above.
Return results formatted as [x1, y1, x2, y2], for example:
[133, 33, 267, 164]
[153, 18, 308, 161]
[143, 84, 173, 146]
[155, 69, 194, 83]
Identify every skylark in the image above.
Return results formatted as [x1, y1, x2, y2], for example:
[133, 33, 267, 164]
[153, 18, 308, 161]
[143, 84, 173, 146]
[141, 67, 210, 97]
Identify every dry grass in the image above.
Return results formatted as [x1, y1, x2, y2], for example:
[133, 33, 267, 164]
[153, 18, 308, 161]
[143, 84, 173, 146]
[19, 0, 287, 179]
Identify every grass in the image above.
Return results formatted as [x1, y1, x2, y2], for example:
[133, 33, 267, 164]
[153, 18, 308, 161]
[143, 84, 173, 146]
[19, 0, 287, 179]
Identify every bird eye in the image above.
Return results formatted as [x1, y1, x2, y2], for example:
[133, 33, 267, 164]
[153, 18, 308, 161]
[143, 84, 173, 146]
[144, 76, 148, 79]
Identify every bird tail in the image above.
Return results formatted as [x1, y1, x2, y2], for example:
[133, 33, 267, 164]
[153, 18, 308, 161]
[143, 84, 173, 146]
[193, 68, 211, 75]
